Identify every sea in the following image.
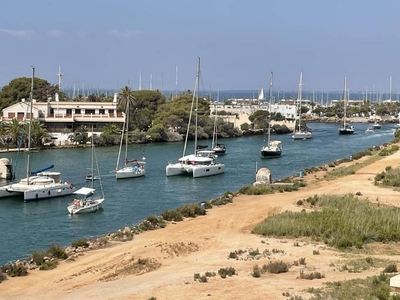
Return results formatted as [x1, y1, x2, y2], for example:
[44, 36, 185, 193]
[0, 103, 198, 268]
[0, 122, 397, 265]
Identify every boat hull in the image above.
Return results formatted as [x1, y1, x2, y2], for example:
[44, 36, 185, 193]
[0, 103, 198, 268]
[192, 164, 225, 178]
[0, 185, 21, 198]
[116, 167, 146, 179]
[166, 163, 186, 177]
[23, 183, 76, 201]
[292, 132, 312, 140]
[67, 198, 104, 214]
[338, 129, 354, 135]
[261, 150, 282, 158]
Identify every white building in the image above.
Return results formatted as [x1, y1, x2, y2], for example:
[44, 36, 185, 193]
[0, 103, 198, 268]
[1, 93, 125, 144]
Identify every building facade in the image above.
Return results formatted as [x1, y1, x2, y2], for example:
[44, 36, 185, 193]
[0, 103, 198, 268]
[1, 93, 125, 144]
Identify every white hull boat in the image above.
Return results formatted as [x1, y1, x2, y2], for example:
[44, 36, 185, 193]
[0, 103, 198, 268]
[67, 187, 104, 215]
[116, 164, 146, 179]
[292, 131, 312, 140]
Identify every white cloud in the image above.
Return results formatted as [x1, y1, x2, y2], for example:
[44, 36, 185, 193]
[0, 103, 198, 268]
[0, 28, 35, 38]
[47, 29, 64, 38]
[107, 29, 140, 39]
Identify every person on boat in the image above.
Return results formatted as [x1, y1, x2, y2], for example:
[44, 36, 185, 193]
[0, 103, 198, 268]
[74, 198, 80, 209]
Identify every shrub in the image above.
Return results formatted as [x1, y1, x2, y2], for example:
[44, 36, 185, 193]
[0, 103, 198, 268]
[229, 252, 238, 259]
[218, 267, 236, 278]
[71, 238, 89, 248]
[39, 260, 58, 270]
[0, 272, 7, 283]
[47, 244, 68, 259]
[31, 251, 46, 266]
[383, 263, 397, 273]
[2, 263, 28, 277]
[161, 209, 183, 221]
[252, 264, 261, 278]
[265, 261, 289, 274]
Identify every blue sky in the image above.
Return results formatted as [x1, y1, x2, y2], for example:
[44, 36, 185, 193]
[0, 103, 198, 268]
[1, 0, 400, 93]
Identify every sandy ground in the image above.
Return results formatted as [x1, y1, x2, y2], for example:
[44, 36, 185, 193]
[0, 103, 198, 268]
[2, 146, 400, 300]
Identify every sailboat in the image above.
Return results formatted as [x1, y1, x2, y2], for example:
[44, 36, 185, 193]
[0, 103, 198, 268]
[338, 75, 355, 135]
[165, 57, 225, 178]
[67, 129, 104, 214]
[211, 89, 226, 155]
[292, 71, 312, 140]
[261, 72, 282, 158]
[115, 93, 146, 179]
[0, 67, 76, 201]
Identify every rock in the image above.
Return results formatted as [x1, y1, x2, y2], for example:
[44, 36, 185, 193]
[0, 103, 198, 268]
[254, 168, 272, 185]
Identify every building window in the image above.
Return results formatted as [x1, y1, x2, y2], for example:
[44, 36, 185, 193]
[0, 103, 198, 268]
[75, 109, 81, 114]
[86, 109, 95, 114]
[99, 109, 105, 114]
[66, 109, 72, 115]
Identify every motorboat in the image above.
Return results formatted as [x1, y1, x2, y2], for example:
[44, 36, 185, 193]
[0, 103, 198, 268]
[67, 187, 104, 214]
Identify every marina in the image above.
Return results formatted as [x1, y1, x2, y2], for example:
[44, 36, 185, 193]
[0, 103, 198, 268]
[0, 122, 396, 265]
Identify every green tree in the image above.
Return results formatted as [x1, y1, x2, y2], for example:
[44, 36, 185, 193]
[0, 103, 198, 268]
[4, 118, 24, 147]
[102, 123, 120, 135]
[30, 119, 50, 147]
[0, 77, 69, 111]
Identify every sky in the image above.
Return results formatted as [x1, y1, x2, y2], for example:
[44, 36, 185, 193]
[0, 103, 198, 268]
[1, 0, 400, 93]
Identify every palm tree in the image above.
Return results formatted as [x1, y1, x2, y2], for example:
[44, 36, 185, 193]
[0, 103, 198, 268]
[4, 118, 23, 147]
[119, 86, 137, 131]
[102, 123, 120, 135]
[30, 119, 51, 147]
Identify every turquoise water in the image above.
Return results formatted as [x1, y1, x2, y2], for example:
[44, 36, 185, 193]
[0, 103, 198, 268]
[0, 122, 396, 265]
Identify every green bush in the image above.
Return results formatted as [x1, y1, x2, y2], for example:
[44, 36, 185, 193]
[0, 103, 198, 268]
[31, 251, 46, 266]
[383, 263, 397, 273]
[161, 209, 183, 221]
[218, 267, 236, 278]
[71, 238, 89, 248]
[39, 260, 58, 270]
[2, 263, 28, 277]
[0, 272, 7, 283]
[265, 261, 289, 274]
[47, 244, 68, 259]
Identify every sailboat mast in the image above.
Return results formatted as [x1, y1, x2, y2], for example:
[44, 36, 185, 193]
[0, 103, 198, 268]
[297, 71, 303, 131]
[91, 127, 94, 188]
[267, 71, 273, 145]
[27, 66, 35, 184]
[343, 75, 347, 127]
[124, 100, 129, 164]
[212, 88, 219, 149]
[194, 56, 200, 152]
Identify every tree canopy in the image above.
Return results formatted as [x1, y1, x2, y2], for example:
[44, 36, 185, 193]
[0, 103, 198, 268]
[0, 77, 69, 111]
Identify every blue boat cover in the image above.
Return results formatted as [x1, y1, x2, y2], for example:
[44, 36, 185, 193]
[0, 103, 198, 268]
[30, 164, 55, 175]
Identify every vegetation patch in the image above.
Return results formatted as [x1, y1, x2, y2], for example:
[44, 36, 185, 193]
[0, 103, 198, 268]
[306, 273, 398, 300]
[252, 194, 400, 249]
[375, 166, 400, 187]
[218, 267, 236, 278]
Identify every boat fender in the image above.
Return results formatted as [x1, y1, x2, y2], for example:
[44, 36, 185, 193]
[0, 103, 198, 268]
[69, 183, 73, 189]
[57, 189, 62, 193]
